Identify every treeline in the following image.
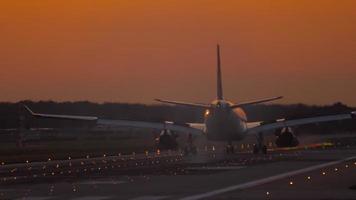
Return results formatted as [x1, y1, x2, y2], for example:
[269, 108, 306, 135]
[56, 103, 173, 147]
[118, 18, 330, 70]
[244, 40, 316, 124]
[0, 101, 355, 133]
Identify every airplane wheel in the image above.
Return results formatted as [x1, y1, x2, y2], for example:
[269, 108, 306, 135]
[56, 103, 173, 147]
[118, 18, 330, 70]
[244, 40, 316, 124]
[262, 145, 267, 154]
[253, 145, 259, 154]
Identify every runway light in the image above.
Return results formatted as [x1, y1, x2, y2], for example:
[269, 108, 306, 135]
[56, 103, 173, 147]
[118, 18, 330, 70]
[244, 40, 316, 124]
[345, 164, 349, 168]
[307, 176, 311, 180]
[322, 171, 326, 175]
[266, 191, 270, 195]
[26, 160, 29, 163]
[86, 155, 90, 159]
[268, 142, 273, 147]
[334, 168, 338, 172]
[48, 158, 51, 161]
[289, 181, 293, 185]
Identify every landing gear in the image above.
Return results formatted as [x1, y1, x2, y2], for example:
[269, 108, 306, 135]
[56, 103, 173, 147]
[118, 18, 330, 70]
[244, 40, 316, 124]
[253, 132, 267, 154]
[225, 141, 234, 154]
[155, 129, 178, 151]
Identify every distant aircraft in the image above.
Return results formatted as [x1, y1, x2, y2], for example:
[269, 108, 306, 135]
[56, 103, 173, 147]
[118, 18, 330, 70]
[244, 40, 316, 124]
[24, 45, 356, 154]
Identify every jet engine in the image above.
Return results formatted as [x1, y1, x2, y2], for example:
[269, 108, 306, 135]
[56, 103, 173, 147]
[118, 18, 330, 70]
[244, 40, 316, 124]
[155, 129, 178, 150]
[274, 127, 299, 147]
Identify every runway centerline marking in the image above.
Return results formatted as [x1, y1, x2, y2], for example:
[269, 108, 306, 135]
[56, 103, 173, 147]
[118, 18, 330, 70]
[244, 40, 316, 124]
[180, 155, 356, 200]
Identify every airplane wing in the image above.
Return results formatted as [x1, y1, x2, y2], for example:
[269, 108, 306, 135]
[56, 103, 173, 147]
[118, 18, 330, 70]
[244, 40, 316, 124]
[24, 105, 98, 121]
[24, 105, 204, 135]
[247, 112, 355, 133]
[155, 99, 210, 109]
[97, 119, 203, 135]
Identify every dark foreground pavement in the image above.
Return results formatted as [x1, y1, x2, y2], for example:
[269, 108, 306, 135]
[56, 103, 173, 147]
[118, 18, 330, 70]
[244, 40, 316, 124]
[0, 147, 355, 200]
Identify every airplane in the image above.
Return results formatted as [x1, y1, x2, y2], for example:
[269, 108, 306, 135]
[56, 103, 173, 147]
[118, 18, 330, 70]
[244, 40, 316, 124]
[24, 45, 356, 154]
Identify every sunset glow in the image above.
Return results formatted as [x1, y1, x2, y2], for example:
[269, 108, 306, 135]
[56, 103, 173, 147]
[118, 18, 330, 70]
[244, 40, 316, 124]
[1, 0, 355, 105]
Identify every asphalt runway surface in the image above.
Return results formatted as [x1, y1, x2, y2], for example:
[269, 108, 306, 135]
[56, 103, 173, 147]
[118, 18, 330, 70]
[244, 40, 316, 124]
[0, 145, 355, 200]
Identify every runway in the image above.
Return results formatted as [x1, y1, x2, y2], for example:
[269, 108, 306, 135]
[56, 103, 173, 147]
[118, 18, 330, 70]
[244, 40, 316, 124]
[0, 143, 355, 200]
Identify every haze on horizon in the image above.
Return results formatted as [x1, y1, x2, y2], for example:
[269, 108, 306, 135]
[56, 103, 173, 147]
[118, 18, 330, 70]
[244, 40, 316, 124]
[0, 0, 355, 106]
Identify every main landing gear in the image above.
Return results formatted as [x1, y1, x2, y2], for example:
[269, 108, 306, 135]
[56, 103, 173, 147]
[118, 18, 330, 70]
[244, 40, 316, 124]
[253, 132, 267, 154]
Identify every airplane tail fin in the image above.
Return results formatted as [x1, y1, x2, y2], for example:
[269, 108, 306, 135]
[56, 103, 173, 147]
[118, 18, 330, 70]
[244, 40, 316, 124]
[217, 44, 224, 100]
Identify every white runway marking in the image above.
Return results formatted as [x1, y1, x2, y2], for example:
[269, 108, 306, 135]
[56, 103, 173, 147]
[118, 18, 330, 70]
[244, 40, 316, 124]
[180, 155, 356, 200]
[70, 196, 112, 200]
[130, 196, 170, 200]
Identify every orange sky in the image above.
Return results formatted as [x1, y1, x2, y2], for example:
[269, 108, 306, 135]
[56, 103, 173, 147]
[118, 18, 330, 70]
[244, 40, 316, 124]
[0, 0, 355, 105]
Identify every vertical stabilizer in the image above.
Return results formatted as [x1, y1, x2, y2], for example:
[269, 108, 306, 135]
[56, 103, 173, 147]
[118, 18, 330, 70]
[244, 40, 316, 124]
[217, 44, 224, 100]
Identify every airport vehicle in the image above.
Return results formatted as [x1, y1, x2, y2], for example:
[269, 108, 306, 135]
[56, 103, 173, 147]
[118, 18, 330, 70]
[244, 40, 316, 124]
[24, 45, 356, 154]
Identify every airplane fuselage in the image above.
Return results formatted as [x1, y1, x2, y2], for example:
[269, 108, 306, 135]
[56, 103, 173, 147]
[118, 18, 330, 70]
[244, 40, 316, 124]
[204, 100, 248, 141]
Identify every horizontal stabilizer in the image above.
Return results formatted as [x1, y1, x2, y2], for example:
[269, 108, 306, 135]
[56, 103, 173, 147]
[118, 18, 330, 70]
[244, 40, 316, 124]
[231, 96, 283, 108]
[155, 99, 210, 109]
